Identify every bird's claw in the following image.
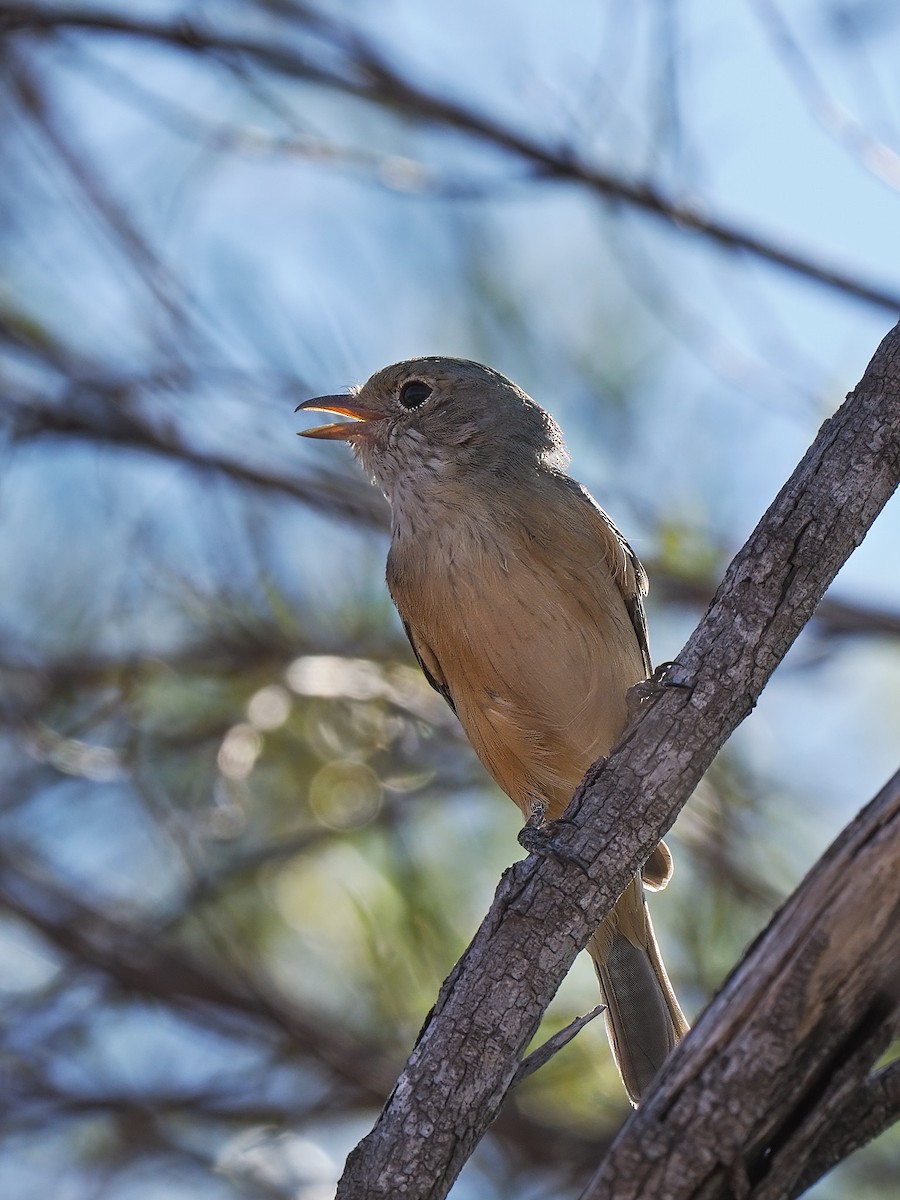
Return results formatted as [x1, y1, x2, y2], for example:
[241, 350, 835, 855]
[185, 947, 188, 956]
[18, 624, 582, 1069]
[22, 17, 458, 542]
[517, 800, 553, 855]
[627, 660, 693, 717]
[517, 803, 590, 876]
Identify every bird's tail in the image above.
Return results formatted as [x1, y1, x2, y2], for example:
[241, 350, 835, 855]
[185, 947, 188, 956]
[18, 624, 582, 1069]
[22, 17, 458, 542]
[587, 875, 688, 1105]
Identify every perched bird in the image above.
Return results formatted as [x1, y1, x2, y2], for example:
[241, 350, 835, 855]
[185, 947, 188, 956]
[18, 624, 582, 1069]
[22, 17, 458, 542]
[296, 357, 688, 1104]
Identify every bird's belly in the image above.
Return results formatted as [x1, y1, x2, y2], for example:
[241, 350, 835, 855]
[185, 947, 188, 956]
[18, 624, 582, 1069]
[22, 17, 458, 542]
[396, 545, 644, 818]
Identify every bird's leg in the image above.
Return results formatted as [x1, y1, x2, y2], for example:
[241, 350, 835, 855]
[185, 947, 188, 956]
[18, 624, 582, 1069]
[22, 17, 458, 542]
[626, 660, 693, 719]
[517, 796, 592, 877]
[517, 796, 550, 855]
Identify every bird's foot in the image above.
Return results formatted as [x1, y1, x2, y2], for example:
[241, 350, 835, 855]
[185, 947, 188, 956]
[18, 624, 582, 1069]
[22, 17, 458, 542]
[517, 802, 591, 876]
[517, 799, 548, 853]
[627, 660, 693, 718]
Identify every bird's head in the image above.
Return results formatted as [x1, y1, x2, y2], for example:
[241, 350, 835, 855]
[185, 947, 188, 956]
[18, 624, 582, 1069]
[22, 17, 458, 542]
[296, 357, 568, 497]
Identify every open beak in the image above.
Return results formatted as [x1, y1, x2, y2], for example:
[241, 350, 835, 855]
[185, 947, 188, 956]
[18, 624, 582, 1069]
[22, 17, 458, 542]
[295, 394, 385, 441]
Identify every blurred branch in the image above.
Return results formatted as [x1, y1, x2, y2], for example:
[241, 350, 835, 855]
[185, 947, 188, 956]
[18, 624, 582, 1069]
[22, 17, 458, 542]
[0, 1066, 291, 1199]
[0, 845, 619, 1183]
[749, 0, 900, 193]
[651, 564, 900, 642]
[3, 3, 900, 311]
[5, 375, 900, 645]
[4, 47, 199, 340]
[3, 1074, 327, 1132]
[0, 842, 398, 1100]
[60, 38, 446, 191]
[0, 385, 386, 527]
[336, 320, 900, 1196]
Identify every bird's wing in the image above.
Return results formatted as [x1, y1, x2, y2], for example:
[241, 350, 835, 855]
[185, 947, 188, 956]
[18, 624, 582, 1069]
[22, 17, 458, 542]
[400, 616, 458, 716]
[562, 477, 652, 676]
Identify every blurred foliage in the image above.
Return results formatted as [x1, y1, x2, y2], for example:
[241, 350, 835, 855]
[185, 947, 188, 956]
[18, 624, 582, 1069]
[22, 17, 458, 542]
[0, 2, 899, 1198]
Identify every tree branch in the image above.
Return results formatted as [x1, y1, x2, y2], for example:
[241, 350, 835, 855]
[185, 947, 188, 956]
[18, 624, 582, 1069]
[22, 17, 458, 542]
[1, 386, 385, 527]
[0, 842, 613, 1182]
[583, 769, 900, 1200]
[335, 321, 900, 1198]
[4, 47, 194, 335]
[3, 4, 900, 311]
[651, 566, 900, 643]
[793, 1057, 900, 1196]
[0, 843, 398, 1100]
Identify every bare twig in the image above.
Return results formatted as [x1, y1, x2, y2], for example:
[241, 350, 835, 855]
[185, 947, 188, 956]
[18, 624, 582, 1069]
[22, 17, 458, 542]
[511, 1004, 606, 1087]
[2, 4, 900, 311]
[749, 0, 900, 193]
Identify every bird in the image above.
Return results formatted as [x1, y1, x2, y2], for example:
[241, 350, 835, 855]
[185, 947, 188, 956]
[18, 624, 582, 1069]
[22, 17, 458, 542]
[296, 356, 688, 1104]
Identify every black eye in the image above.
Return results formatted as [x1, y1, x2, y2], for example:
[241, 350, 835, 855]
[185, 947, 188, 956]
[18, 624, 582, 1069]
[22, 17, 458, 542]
[398, 380, 433, 409]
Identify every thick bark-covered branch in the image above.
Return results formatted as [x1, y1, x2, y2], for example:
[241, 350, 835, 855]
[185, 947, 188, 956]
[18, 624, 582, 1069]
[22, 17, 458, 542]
[583, 769, 900, 1200]
[793, 1057, 900, 1195]
[336, 322, 900, 1198]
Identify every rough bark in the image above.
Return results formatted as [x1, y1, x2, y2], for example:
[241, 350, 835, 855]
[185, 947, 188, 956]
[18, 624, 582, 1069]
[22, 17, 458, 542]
[336, 321, 900, 1200]
[582, 769, 900, 1199]
[793, 1058, 900, 1195]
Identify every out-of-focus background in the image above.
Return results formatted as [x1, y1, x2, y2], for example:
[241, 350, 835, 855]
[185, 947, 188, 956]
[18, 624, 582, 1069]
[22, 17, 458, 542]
[1, 2, 899, 1197]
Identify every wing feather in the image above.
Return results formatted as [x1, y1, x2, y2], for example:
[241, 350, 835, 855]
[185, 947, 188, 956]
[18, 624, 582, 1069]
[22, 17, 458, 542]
[399, 616, 457, 715]
[560, 477, 652, 676]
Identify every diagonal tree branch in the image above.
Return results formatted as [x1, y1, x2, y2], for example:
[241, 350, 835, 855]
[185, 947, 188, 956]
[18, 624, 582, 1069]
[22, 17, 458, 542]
[2, 3, 900, 311]
[583, 768, 900, 1200]
[4, 47, 195, 334]
[0, 841, 612, 1181]
[792, 1056, 900, 1196]
[335, 320, 900, 1198]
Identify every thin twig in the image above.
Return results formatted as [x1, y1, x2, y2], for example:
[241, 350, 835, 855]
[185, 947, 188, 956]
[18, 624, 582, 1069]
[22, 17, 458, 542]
[2, 4, 900, 310]
[511, 1004, 606, 1086]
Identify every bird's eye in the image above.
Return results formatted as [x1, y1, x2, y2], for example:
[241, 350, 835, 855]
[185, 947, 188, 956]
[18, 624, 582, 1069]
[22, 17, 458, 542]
[398, 380, 433, 409]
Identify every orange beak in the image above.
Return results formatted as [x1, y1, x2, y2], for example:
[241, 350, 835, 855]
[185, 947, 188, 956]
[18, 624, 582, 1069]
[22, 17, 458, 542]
[295, 394, 385, 441]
